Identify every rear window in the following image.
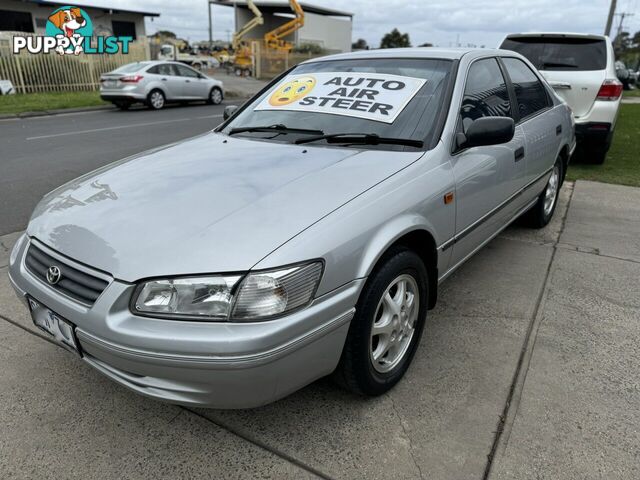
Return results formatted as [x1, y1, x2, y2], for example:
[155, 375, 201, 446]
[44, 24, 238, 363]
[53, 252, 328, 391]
[113, 63, 148, 74]
[500, 37, 607, 71]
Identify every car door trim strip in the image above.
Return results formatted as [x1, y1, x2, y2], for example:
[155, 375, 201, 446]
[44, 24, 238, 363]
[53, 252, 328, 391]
[439, 166, 553, 252]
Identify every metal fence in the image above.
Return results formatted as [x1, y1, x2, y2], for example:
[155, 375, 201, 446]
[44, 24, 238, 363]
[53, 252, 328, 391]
[252, 41, 341, 80]
[0, 33, 148, 94]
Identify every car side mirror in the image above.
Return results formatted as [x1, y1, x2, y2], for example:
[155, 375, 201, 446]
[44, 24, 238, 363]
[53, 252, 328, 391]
[457, 117, 515, 149]
[223, 105, 238, 121]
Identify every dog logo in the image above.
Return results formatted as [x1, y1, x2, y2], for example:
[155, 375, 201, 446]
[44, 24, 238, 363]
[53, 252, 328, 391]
[45, 6, 92, 55]
[13, 6, 132, 56]
[46, 266, 62, 285]
[269, 76, 316, 106]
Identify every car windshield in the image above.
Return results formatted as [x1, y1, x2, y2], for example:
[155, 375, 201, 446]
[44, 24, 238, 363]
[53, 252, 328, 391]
[500, 37, 607, 71]
[113, 63, 149, 74]
[221, 58, 453, 150]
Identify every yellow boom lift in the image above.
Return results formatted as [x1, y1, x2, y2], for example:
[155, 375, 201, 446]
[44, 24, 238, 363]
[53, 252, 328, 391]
[263, 0, 305, 53]
[231, 0, 264, 76]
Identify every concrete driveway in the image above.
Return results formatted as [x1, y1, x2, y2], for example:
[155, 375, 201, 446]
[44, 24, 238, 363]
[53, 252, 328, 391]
[1, 179, 638, 479]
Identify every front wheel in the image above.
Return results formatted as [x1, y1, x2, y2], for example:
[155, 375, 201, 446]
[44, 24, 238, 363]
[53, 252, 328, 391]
[146, 90, 165, 110]
[335, 246, 428, 396]
[207, 87, 223, 105]
[524, 158, 562, 228]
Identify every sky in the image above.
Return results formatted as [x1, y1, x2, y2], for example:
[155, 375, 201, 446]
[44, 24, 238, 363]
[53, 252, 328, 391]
[106, 0, 640, 48]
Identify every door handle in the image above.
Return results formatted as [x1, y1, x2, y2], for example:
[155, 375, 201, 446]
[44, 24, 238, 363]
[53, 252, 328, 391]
[185, 79, 191, 83]
[161, 77, 167, 81]
[514, 146, 525, 162]
[556, 124, 562, 135]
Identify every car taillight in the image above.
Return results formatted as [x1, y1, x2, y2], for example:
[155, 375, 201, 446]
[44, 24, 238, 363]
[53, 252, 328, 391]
[596, 79, 623, 101]
[120, 75, 144, 83]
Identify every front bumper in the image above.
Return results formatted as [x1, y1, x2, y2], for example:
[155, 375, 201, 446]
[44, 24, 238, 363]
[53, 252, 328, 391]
[8, 236, 360, 409]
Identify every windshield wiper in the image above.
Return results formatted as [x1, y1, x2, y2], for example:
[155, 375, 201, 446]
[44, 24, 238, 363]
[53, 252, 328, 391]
[228, 124, 324, 136]
[295, 133, 424, 148]
[541, 61, 578, 69]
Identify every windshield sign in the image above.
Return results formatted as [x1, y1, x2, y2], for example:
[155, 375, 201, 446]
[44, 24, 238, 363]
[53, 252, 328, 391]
[254, 72, 427, 124]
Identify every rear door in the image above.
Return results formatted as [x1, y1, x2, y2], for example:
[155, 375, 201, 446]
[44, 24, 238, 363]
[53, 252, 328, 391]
[500, 57, 557, 188]
[500, 36, 607, 118]
[148, 63, 182, 100]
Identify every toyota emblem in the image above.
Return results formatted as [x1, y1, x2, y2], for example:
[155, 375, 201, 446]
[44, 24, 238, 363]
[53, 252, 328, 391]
[46, 266, 62, 285]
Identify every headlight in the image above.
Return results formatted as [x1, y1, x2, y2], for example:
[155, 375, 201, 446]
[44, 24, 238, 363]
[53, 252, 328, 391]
[133, 275, 242, 319]
[132, 261, 323, 322]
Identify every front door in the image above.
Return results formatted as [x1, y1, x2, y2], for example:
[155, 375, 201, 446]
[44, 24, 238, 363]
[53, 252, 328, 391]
[448, 57, 525, 268]
[175, 64, 209, 99]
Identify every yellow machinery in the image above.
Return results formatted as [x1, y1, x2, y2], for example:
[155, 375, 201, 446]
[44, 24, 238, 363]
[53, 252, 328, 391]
[231, 0, 264, 76]
[264, 0, 305, 52]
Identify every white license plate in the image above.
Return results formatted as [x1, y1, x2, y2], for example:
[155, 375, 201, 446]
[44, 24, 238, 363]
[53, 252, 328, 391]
[27, 297, 80, 355]
[103, 80, 116, 88]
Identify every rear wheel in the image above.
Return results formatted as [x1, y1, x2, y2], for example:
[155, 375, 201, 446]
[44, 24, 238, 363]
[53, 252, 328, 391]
[524, 158, 562, 228]
[146, 89, 165, 110]
[335, 246, 428, 396]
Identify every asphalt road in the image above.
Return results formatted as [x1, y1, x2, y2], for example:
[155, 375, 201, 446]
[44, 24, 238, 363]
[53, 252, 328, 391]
[0, 102, 236, 235]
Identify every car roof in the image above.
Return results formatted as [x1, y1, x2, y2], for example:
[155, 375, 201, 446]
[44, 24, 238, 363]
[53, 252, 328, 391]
[503, 32, 608, 41]
[302, 47, 522, 65]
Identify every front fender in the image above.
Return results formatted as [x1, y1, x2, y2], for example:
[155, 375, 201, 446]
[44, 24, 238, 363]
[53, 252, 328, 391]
[355, 213, 439, 280]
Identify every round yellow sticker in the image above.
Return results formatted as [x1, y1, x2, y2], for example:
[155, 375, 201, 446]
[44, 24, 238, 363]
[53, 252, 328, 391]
[269, 76, 316, 106]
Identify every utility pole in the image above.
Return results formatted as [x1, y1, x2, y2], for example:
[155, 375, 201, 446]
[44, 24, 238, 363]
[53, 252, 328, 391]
[208, 0, 213, 47]
[605, 0, 616, 36]
[614, 12, 635, 49]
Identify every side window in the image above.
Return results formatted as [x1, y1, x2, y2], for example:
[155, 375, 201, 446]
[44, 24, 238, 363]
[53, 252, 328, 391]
[147, 64, 173, 75]
[175, 64, 200, 78]
[502, 58, 550, 120]
[460, 58, 511, 131]
[158, 63, 174, 76]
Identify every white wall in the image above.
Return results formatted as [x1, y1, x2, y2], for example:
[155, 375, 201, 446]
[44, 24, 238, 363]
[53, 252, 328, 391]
[297, 12, 351, 52]
[235, 7, 352, 53]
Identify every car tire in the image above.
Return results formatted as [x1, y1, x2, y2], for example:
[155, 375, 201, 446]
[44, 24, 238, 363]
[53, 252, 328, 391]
[335, 246, 429, 396]
[207, 87, 223, 105]
[524, 157, 562, 228]
[146, 89, 165, 110]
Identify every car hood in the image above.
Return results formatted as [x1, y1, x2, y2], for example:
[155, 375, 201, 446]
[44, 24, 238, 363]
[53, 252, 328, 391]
[28, 133, 424, 282]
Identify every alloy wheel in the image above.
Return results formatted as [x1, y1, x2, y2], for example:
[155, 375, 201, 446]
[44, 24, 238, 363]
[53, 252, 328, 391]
[543, 165, 560, 217]
[150, 91, 164, 109]
[210, 89, 222, 104]
[370, 274, 420, 373]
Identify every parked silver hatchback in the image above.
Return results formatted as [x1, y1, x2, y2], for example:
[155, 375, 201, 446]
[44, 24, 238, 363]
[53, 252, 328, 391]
[100, 60, 224, 110]
[9, 48, 574, 408]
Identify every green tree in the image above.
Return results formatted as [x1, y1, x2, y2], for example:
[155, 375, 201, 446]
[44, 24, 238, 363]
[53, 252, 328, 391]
[352, 38, 368, 50]
[155, 30, 177, 39]
[380, 28, 411, 49]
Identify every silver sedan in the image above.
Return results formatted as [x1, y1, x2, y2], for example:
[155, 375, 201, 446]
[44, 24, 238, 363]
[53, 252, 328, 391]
[100, 60, 224, 110]
[10, 48, 574, 408]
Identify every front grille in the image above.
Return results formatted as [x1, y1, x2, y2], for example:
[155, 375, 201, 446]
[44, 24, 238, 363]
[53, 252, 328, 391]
[25, 244, 109, 305]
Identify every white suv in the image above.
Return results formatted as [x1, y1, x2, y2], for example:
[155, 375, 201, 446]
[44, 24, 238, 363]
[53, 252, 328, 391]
[500, 33, 622, 164]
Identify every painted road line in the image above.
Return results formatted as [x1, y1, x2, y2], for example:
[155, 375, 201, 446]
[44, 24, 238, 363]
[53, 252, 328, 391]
[25, 116, 217, 140]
